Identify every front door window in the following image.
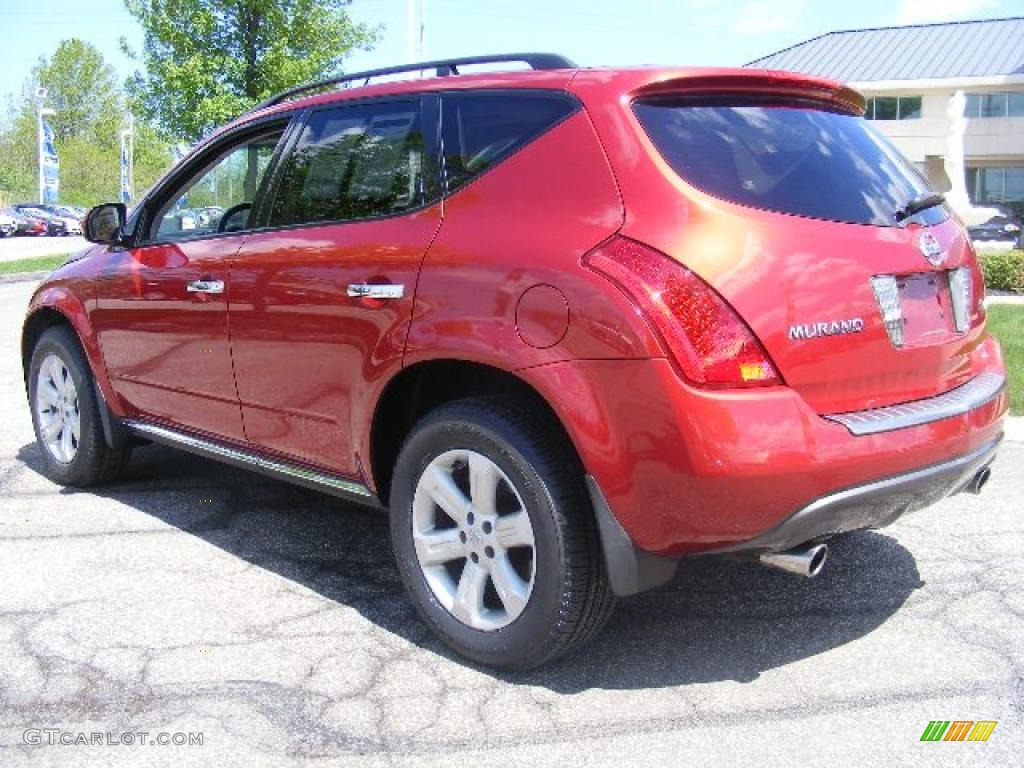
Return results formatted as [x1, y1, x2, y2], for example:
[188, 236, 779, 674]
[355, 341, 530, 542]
[153, 130, 283, 241]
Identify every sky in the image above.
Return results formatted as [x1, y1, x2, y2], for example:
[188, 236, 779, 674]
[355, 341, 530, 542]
[0, 0, 1020, 104]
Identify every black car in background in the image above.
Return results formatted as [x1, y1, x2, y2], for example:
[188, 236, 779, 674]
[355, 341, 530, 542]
[968, 206, 1023, 248]
[12, 204, 68, 236]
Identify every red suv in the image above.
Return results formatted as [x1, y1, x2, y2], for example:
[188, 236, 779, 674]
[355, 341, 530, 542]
[22, 54, 1007, 669]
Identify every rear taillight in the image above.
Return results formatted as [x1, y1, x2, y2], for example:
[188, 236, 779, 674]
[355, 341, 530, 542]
[965, 240, 986, 327]
[585, 236, 781, 388]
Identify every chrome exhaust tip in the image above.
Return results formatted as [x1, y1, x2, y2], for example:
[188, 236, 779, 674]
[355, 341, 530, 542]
[758, 543, 829, 578]
[964, 466, 991, 495]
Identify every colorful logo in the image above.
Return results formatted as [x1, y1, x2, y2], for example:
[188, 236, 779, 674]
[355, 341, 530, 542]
[920, 721, 997, 742]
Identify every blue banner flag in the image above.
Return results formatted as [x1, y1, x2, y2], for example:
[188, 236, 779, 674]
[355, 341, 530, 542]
[120, 132, 132, 203]
[41, 118, 59, 204]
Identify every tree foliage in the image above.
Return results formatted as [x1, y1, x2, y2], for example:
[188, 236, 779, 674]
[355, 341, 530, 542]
[0, 39, 172, 207]
[36, 38, 121, 144]
[124, 0, 378, 141]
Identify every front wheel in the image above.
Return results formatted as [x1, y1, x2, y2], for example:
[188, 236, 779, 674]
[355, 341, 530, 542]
[28, 326, 131, 486]
[390, 397, 614, 669]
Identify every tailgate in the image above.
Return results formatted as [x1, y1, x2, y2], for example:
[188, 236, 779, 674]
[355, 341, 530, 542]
[632, 93, 986, 413]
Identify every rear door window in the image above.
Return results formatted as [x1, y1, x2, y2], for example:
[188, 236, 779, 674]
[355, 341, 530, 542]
[269, 100, 429, 227]
[441, 91, 578, 191]
[633, 98, 941, 227]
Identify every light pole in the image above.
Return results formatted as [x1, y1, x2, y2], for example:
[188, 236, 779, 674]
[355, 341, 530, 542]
[407, 0, 426, 63]
[419, 0, 426, 61]
[407, 0, 415, 62]
[120, 114, 134, 204]
[35, 88, 56, 203]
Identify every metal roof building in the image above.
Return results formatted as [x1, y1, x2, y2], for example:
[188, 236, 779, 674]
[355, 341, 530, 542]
[746, 17, 1024, 83]
[746, 18, 1024, 220]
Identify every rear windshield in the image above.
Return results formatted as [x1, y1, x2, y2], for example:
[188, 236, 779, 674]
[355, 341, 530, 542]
[633, 98, 941, 227]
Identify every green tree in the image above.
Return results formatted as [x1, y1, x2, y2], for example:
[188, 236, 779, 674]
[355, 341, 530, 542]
[0, 101, 37, 201]
[124, 0, 378, 141]
[35, 38, 121, 144]
[0, 39, 172, 206]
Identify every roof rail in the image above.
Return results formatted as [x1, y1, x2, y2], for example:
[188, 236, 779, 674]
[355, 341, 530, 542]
[248, 53, 578, 114]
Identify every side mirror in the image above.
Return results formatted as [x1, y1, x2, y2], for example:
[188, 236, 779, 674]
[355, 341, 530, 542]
[83, 203, 127, 245]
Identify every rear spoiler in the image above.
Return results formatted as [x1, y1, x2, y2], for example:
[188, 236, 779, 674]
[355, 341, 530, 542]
[630, 71, 866, 116]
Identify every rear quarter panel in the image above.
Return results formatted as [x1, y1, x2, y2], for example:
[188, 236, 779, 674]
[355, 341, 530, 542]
[403, 108, 658, 372]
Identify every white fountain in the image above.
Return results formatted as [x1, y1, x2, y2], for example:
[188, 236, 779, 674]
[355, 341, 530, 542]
[943, 89, 1001, 227]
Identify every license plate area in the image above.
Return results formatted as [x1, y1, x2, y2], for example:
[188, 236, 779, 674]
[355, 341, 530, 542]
[897, 272, 955, 347]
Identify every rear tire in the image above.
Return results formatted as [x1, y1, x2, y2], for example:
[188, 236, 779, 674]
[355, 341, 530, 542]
[389, 396, 614, 669]
[28, 326, 131, 487]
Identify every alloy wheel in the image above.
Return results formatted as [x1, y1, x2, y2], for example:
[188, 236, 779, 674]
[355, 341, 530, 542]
[35, 353, 81, 464]
[411, 449, 536, 631]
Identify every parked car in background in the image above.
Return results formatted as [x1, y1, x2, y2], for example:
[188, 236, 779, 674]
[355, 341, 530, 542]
[38, 205, 84, 236]
[0, 209, 15, 237]
[6, 207, 47, 236]
[968, 206, 1023, 249]
[158, 207, 199, 233]
[22, 55, 1007, 669]
[194, 206, 226, 229]
[13, 205, 68, 236]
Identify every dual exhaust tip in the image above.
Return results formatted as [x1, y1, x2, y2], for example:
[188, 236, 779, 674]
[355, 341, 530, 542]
[756, 465, 993, 579]
[758, 543, 829, 579]
[964, 466, 991, 495]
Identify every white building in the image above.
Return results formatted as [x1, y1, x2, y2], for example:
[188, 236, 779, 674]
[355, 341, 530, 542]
[747, 17, 1024, 216]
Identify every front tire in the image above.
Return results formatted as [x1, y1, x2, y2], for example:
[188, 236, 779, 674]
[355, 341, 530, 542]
[390, 397, 614, 669]
[28, 326, 131, 486]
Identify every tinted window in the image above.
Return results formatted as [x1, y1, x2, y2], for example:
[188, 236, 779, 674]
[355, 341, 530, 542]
[633, 99, 938, 227]
[964, 92, 1024, 118]
[441, 92, 577, 191]
[981, 93, 1007, 118]
[970, 167, 1024, 204]
[866, 96, 921, 121]
[153, 129, 283, 241]
[1008, 169, 1024, 202]
[897, 96, 922, 119]
[873, 97, 898, 120]
[1009, 93, 1024, 117]
[271, 102, 426, 226]
[964, 93, 981, 117]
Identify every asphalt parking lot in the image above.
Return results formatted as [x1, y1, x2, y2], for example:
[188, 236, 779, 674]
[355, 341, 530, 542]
[0, 277, 1021, 767]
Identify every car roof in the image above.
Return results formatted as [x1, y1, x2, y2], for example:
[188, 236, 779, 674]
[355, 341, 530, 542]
[174, 62, 861, 182]
[219, 64, 856, 134]
[237, 68, 576, 124]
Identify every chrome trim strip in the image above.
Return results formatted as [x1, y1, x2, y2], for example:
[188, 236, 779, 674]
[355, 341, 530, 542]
[347, 283, 404, 300]
[124, 420, 374, 500]
[824, 372, 1006, 436]
[186, 279, 225, 295]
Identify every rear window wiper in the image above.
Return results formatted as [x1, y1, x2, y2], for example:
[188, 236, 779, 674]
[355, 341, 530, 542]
[895, 193, 945, 223]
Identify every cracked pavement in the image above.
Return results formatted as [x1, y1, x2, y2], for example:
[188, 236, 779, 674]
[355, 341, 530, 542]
[0, 278, 1021, 766]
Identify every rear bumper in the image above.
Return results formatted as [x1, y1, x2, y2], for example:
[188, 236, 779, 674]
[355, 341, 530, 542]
[709, 434, 1001, 555]
[524, 336, 1008, 559]
[587, 435, 1001, 596]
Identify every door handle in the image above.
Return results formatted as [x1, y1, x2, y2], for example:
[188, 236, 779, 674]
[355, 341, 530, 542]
[186, 279, 225, 295]
[347, 283, 404, 300]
